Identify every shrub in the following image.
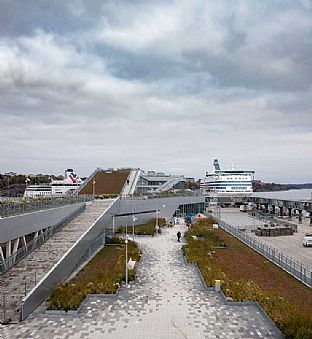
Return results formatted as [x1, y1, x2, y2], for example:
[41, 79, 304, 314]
[116, 218, 166, 236]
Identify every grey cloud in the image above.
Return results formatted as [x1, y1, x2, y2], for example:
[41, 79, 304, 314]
[1, 1, 312, 183]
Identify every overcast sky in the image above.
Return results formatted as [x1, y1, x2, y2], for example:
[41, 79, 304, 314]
[1, 1, 312, 183]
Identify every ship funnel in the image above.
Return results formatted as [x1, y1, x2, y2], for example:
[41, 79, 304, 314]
[213, 159, 220, 171]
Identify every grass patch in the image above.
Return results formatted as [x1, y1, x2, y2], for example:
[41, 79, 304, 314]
[116, 218, 166, 236]
[183, 219, 312, 339]
[48, 237, 141, 311]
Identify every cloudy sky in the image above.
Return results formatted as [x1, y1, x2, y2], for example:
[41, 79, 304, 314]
[1, 1, 312, 183]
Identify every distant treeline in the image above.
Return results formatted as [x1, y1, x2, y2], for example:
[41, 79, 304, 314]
[252, 181, 312, 192]
[0, 173, 64, 197]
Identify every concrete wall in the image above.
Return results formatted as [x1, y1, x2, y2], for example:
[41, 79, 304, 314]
[0, 203, 86, 243]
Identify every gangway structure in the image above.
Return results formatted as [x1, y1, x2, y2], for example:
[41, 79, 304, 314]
[155, 176, 182, 192]
[121, 169, 141, 196]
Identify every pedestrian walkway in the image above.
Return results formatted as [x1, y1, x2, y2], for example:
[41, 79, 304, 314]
[1, 224, 281, 338]
[0, 200, 113, 323]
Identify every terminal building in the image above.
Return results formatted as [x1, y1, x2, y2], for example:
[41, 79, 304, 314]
[78, 168, 186, 196]
[135, 170, 185, 194]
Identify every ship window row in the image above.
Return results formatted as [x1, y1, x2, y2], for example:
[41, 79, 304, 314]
[52, 183, 79, 186]
[209, 186, 249, 190]
[215, 174, 251, 178]
[27, 192, 51, 196]
[212, 190, 251, 193]
[216, 177, 251, 180]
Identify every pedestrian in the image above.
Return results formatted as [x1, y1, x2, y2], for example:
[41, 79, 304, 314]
[177, 231, 181, 242]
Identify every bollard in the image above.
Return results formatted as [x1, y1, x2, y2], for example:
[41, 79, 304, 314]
[215, 279, 221, 292]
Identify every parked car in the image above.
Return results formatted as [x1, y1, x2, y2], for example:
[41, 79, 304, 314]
[303, 234, 312, 247]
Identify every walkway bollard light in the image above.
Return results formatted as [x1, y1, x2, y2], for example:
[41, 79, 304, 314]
[215, 279, 221, 292]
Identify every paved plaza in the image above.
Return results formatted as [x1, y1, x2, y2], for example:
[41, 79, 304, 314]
[1, 224, 281, 338]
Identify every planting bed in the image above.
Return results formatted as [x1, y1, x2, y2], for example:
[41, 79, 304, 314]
[183, 219, 312, 339]
[48, 238, 141, 311]
[116, 218, 166, 236]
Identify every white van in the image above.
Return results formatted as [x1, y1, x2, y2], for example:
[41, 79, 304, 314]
[303, 234, 312, 247]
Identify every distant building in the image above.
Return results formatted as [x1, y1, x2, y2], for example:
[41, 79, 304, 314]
[135, 170, 185, 194]
[78, 168, 131, 195]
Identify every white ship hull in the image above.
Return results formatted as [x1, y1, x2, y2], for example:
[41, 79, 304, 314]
[201, 159, 255, 197]
[24, 169, 83, 198]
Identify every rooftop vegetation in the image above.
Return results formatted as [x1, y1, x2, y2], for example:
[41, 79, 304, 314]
[48, 237, 141, 311]
[116, 218, 166, 236]
[183, 219, 312, 339]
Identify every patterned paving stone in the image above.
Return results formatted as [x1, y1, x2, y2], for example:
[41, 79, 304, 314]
[1, 224, 282, 338]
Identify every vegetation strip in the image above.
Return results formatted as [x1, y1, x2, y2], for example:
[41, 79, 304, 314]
[48, 237, 141, 311]
[116, 218, 166, 236]
[183, 218, 312, 339]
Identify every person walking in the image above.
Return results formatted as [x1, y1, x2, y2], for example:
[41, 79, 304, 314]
[177, 231, 181, 242]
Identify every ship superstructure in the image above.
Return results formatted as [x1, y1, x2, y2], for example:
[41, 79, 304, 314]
[24, 169, 83, 198]
[201, 159, 254, 196]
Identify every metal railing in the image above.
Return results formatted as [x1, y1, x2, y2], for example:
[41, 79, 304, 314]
[217, 218, 312, 287]
[0, 195, 93, 218]
[0, 203, 86, 274]
[122, 190, 204, 200]
[70, 231, 106, 279]
[20, 198, 118, 321]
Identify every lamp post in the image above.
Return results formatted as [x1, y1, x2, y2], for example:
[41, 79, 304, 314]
[125, 218, 128, 285]
[132, 215, 137, 241]
[7, 174, 10, 197]
[155, 210, 160, 234]
[112, 215, 115, 234]
[92, 180, 96, 199]
[24, 177, 30, 199]
[155, 204, 165, 234]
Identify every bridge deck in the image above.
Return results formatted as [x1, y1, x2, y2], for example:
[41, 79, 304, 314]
[0, 200, 112, 323]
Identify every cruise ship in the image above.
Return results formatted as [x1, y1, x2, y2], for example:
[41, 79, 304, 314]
[24, 169, 83, 198]
[201, 159, 255, 197]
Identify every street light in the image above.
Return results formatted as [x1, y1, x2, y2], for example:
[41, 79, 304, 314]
[112, 214, 115, 234]
[24, 177, 30, 199]
[92, 180, 96, 199]
[155, 210, 160, 234]
[132, 215, 137, 241]
[155, 204, 166, 233]
[125, 217, 129, 286]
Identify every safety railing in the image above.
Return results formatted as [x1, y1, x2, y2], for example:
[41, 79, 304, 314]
[216, 218, 312, 287]
[0, 195, 92, 218]
[0, 203, 86, 274]
[20, 198, 118, 321]
[122, 190, 204, 200]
